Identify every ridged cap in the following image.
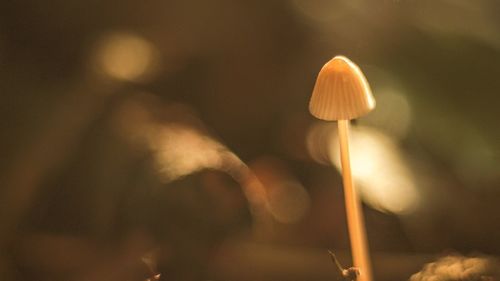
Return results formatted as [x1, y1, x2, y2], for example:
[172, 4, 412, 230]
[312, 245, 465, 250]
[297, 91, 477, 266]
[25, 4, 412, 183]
[309, 56, 375, 120]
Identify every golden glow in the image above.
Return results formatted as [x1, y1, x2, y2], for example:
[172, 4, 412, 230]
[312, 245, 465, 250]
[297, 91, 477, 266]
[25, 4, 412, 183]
[95, 32, 156, 81]
[147, 124, 276, 231]
[337, 120, 373, 281]
[145, 274, 161, 281]
[330, 125, 420, 214]
[111, 97, 238, 183]
[306, 122, 420, 214]
[309, 56, 375, 121]
[305, 122, 336, 165]
[110, 97, 274, 230]
[150, 124, 234, 182]
[306, 121, 420, 214]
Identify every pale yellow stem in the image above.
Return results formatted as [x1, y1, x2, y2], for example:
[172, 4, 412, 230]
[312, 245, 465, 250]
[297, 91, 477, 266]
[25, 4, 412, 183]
[338, 119, 373, 281]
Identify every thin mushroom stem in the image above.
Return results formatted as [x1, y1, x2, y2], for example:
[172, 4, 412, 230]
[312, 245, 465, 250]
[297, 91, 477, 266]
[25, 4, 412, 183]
[337, 119, 373, 281]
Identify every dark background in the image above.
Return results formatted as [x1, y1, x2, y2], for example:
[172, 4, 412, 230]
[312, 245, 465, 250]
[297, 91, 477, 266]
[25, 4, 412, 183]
[1, 1, 500, 280]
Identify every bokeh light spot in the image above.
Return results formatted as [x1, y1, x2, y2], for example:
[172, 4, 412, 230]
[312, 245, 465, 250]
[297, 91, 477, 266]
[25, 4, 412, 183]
[95, 32, 157, 81]
[329, 125, 420, 214]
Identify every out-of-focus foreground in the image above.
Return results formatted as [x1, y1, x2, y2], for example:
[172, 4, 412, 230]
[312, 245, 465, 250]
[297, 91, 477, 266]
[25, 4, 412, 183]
[1, 1, 500, 280]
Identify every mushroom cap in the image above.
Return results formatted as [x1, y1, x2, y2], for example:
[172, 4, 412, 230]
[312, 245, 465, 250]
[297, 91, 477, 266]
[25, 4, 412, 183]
[309, 56, 375, 120]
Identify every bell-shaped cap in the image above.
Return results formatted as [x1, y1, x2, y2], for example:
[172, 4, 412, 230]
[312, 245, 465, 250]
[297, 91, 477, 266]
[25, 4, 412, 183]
[309, 56, 375, 120]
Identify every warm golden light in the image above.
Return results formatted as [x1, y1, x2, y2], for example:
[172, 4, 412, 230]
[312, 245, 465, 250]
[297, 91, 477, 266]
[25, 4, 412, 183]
[330, 125, 420, 214]
[309, 56, 375, 121]
[110, 96, 274, 231]
[111, 97, 233, 182]
[309, 55, 377, 281]
[306, 122, 420, 214]
[305, 121, 336, 165]
[95, 32, 156, 81]
[150, 124, 231, 182]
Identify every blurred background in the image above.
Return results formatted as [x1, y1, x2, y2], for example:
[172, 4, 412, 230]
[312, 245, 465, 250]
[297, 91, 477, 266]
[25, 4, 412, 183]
[1, 0, 500, 280]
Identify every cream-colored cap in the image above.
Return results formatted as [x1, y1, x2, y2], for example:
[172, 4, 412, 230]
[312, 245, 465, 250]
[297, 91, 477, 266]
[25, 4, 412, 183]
[309, 56, 375, 120]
